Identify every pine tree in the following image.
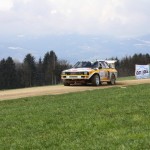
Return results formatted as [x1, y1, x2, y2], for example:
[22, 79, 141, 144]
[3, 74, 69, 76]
[36, 58, 44, 86]
[42, 51, 57, 85]
[49, 51, 57, 85]
[0, 59, 6, 89]
[5, 57, 17, 89]
[22, 54, 36, 87]
[0, 57, 17, 89]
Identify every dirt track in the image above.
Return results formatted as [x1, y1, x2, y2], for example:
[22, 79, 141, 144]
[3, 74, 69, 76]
[0, 79, 150, 101]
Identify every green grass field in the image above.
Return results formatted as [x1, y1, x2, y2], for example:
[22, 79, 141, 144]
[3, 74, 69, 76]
[118, 76, 135, 81]
[0, 84, 150, 150]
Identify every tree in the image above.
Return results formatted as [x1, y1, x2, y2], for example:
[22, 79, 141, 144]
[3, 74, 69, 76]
[0, 50, 72, 89]
[42, 51, 57, 85]
[5, 57, 17, 89]
[117, 53, 150, 77]
[49, 51, 57, 84]
[0, 59, 6, 89]
[0, 57, 17, 89]
[55, 59, 72, 83]
[36, 58, 44, 86]
[22, 54, 36, 87]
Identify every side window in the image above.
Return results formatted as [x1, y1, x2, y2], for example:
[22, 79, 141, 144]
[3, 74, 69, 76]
[99, 63, 102, 69]
[100, 61, 109, 68]
[92, 61, 98, 68]
[104, 62, 110, 68]
[99, 62, 106, 68]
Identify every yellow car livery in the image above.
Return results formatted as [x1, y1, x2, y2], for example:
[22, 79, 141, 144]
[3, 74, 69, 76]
[61, 60, 117, 86]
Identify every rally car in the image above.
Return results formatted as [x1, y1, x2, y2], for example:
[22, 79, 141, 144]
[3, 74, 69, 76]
[61, 60, 117, 86]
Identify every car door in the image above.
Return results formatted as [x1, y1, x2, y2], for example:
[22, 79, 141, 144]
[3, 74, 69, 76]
[98, 61, 109, 81]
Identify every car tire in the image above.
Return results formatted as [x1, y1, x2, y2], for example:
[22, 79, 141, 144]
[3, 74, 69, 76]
[92, 74, 100, 86]
[63, 80, 70, 86]
[108, 74, 116, 85]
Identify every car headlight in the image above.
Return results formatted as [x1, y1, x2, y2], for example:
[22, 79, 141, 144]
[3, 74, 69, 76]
[84, 72, 89, 75]
[61, 72, 66, 75]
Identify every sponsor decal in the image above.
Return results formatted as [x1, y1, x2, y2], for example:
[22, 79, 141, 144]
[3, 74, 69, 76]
[99, 71, 105, 77]
[69, 68, 92, 72]
[135, 65, 150, 79]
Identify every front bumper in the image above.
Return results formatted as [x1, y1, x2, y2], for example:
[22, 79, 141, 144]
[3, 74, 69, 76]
[61, 75, 90, 80]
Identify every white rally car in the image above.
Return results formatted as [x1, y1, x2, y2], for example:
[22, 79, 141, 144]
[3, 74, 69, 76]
[61, 60, 117, 86]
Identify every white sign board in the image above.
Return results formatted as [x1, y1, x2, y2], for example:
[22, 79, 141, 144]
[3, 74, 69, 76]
[135, 65, 150, 79]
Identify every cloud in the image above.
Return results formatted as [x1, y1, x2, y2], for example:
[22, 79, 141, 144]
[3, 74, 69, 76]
[8, 46, 30, 52]
[8, 46, 22, 50]
[17, 34, 25, 38]
[134, 39, 150, 47]
[0, 0, 13, 11]
[0, 0, 150, 37]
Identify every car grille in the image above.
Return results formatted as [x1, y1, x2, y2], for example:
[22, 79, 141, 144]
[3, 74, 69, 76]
[65, 72, 84, 75]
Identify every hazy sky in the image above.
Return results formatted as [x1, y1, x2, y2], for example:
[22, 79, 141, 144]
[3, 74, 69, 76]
[1, 0, 150, 37]
[0, 0, 150, 63]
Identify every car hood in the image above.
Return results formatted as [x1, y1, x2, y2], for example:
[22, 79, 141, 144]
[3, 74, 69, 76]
[63, 68, 93, 72]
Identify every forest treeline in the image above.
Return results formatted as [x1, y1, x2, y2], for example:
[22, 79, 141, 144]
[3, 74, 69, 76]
[0, 52, 150, 90]
[0, 51, 71, 90]
[115, 53, 150, 77]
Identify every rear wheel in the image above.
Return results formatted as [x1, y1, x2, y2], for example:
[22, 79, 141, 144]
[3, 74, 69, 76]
[108, 74, 116, 85]
[91, 74, 100, 86]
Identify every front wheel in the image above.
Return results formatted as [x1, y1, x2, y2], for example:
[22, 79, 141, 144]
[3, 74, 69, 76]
[91, 74, 100, 86]
[63, 80, 70, 86]
[108, 74, 116, 85]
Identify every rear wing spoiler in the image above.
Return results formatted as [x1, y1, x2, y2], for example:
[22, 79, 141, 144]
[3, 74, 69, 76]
[105, 60, 117, 68]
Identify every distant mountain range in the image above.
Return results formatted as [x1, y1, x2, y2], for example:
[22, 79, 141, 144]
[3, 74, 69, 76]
[0, 34, 150, 64]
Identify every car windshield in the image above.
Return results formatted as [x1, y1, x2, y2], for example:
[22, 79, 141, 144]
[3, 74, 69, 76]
[73, 61, 92, 68]
[91, 61, 110, 69]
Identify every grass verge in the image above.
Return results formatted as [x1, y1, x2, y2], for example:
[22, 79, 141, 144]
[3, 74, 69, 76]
[117, 76, 135, 81]
[0, 84, 150, 149]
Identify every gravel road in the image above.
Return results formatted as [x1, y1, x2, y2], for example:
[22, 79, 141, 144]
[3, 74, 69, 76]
[0, 79, 150, 101]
